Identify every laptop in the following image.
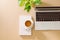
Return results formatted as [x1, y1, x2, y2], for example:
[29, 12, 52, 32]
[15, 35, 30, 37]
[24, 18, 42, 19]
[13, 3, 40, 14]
[35, 7, 60, 30]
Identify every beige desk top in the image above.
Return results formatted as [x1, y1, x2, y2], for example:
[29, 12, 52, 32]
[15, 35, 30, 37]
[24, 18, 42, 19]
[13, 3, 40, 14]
[0, 0, 60, 40]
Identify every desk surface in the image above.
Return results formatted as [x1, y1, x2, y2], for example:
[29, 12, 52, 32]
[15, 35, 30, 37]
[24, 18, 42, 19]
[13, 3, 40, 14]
[0, 0, 60, 40]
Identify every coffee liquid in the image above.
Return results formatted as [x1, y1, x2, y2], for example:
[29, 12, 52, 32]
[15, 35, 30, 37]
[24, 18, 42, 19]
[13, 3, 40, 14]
[25, 20, 31, 27]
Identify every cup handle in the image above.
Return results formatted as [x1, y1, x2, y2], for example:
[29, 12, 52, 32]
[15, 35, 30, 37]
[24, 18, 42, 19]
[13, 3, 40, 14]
[29, 19, 33, 28]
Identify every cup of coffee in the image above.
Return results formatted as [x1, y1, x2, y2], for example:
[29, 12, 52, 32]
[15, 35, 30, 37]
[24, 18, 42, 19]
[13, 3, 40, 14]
[24, 19, 33, 31]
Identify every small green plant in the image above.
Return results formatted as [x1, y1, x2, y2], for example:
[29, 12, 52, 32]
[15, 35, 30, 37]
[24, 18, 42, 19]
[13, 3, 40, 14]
[18, 0, 41, 12]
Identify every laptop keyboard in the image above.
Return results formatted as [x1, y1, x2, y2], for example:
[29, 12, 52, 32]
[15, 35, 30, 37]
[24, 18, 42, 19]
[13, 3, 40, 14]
[36, 12, 60, 21]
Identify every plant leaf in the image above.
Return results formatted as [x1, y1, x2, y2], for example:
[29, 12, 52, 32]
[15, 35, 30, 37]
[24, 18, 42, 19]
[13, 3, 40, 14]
[33, 0, 41, 5]
[18, 0, 25, 6]
[24, 2, 31, 12]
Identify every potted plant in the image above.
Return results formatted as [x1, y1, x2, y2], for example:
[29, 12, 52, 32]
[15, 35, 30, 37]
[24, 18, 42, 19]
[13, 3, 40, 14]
[18, 0, 41, 12]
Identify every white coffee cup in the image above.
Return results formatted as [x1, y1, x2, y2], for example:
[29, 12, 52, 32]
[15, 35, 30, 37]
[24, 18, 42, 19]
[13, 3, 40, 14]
[24, 19, 33, 31]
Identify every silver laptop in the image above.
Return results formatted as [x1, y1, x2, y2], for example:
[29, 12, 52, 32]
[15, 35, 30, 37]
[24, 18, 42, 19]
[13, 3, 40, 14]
[35, 7, 60, 30]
